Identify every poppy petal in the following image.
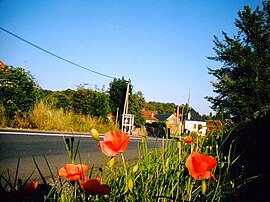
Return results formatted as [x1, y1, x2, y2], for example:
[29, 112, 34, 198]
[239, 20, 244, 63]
[99, 141, 118, 157]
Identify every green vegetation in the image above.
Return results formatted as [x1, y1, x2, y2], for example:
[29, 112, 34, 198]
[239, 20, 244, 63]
[206, 1, 270, 124]
[206, 1, 270, 200]
[0, 63, 196, 132]
[0, 101, 118, 133]
[0, 1, 269, 201]
[0, 128, 244, 201]
[0, 64, 39, 121]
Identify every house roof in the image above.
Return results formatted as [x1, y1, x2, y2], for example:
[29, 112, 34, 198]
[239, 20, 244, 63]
[142, 110, 158, 121]
[189, 108, 202, 121]
[155, 113, 174, 122]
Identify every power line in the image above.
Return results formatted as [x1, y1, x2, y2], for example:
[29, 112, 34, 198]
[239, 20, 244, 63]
[0, 26, 116, 79]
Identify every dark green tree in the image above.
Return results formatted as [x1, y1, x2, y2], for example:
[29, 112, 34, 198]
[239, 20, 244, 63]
[0, 63, 39, 120]
[108, 77, 130, 121]
[89, 91, 111, 121]
[108, 77, 145, 127]
[71, 85, 110, 120]
[43, 89, 74, 111]
[206, 1, 270, 124]
[129, 91, 146, 127]
[145, 101, 177, 114]
[71, 86, 92, 115]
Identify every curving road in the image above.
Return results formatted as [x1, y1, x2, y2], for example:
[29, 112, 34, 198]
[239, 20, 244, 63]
[0, 129, 163, 181]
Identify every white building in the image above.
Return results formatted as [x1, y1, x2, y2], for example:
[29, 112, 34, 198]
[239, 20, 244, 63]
[184, 120, 207, 136]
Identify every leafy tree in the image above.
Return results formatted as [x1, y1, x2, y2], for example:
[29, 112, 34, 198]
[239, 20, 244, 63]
[206, 1, 270, 124]
[108, 77, 145, 127]
[43, 89, 74, 111]
[108, 77, 130, 121]
[145, 101, 177, 114]
[0, 63, 39, 120]
[129, 91, 146, 127]
[71, 87, 92, 115]
[71, 85, 110, 120]
[89, 91, 111, 120]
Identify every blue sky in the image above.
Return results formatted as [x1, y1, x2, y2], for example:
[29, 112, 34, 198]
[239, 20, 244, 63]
[0, 0, 262, 115]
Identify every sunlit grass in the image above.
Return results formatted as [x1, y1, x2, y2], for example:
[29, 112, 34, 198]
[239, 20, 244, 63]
[0, 128, 246, 201]
[102, 131, 239, 201]
[1, 101, 118, 133]
[0, 104, 247, 201]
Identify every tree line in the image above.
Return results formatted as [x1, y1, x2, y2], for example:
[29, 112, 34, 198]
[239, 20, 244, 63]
[0, 64, 197, 128]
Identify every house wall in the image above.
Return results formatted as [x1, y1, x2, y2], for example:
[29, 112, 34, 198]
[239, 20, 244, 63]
[184, 120, 207, 136]
[166, 114, 182, 134]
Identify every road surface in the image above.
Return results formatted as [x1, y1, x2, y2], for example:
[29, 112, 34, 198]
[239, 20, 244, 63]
[0, 129, 162, 181]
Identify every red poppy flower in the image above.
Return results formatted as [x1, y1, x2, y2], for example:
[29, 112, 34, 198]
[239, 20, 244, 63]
[99, 131, 130, 157]
[186, 152, 217, 181]
[81, 178, 111, 196]
[183, 136, 194, 144]
[23, 182, 38, 193]
[59, 163, 88, 181]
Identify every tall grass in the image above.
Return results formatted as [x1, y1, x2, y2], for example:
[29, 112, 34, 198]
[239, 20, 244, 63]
[0, 127, 246, 201]
[1, 101, 118, 133]
[103, 130, 240, 201]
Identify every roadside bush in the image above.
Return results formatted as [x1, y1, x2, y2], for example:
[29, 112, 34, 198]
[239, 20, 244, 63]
[0, 64, 39, 122]
[145, 122, 166, 137]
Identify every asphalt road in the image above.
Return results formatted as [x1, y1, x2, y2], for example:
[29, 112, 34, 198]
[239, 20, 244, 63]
[0, 130, 162, 181]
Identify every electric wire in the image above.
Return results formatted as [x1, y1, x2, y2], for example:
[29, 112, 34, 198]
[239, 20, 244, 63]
[0, 26, 116, 79]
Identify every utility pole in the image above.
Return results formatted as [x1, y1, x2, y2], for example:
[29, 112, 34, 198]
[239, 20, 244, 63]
[115, 107, 119, 124]
[123, 80, 130, 114]
[121, 79, 134, 135]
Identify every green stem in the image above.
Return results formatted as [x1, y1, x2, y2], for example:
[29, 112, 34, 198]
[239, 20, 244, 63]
[121, 153, 128, 180]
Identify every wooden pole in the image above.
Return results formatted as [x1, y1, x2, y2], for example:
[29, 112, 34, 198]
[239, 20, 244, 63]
[123, 80, 130, 114]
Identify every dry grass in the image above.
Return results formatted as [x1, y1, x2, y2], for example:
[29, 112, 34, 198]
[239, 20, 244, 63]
[2, 101, 118, 134]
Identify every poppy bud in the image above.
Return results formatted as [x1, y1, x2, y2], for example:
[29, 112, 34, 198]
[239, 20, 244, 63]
[65, 138, 70, 150]
[201, 180, 207, 195]
[108, 157, 115, 168]
[221, 162, 225, 168]
[91, 129, 100, 141]
[230, 181, 235, 188]
[128, 178, 133, 192]
[132, 164, 138, 173]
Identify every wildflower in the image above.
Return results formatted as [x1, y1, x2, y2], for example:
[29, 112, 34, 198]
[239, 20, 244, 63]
[99, 131, 130, 157]
[81, 178, 111, 196]
[185, 152, 217, 181]
[183, 136, 194, 144]
[23, 182, 38, 193]
[59, 163, 88, 181]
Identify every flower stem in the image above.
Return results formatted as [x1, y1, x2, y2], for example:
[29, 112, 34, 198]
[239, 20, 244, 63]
[121, 152, 129, 193]
[121, 153, 128, 179]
